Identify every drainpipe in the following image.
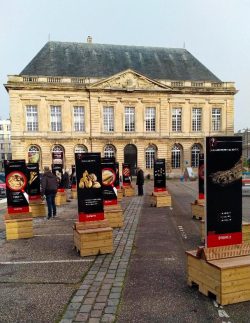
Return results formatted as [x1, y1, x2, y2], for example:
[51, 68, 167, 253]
[87, 89, 93, 152]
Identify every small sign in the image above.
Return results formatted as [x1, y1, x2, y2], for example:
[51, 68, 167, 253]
[101, 158, 117, 206]
[154, 159, 166, 192]
[205, 136, 242, 248]
[198, 154, 204, 200]
[75, 153, 104, 222]
[26, 163, 41, 200]
[52, 151, 63, 165]
[4, 159, 29, 214]
[122, 163, 131, 187]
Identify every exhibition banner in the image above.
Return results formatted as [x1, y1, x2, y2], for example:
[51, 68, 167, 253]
[198, 153, 205, 200]
[205, 136, 242, 247]
[101, 158, 117, 206]
[4, 159, 29, 214]
[52, 151, 63, 165]
[75, 152, 104, 222]
[26, 163, 41, 200]
[122, 163, 131, 187]
[154, 159, 166, 192]
[52, 164, 63, 190]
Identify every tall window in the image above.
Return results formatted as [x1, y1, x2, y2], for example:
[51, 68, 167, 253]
[74, 106, 85, 132]
[145, 107, 156, 132]
[172, 108, 182, 132]
[145, 145, 156, 169]
[104, 145, 116, 158]
[103, 106, 114, 132]
[212, 108, 221, 131]
[125, 107, 135, 132]
[26, 105, 38, 131]
[51, 106, 62, 131]
[192, 108, 202, 131]
[191, 144, 201, 167]
[171, 144, 181, 168]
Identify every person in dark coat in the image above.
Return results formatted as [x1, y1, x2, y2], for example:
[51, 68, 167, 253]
[136, 167, 144, 196]
[41, 166, 58, 219]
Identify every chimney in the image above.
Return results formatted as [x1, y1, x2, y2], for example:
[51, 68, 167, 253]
[87, 36, 92, 44]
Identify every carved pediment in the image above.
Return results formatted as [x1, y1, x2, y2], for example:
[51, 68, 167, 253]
[89, 69, 171, 92]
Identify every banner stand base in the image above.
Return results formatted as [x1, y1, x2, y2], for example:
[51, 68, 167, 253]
[151, 191, 172, 207]
[104, 204, 124, 228]
[117, 188, 123, 202]
[30, 199, 46, 218]
[122, 185, 135, 197]
[73, 219, 113, 257]
[4, 212, 33, 240]
[191, 200, 205, 220]
[186, 243, 250, 305]
[55, 191, 67, 206]
[71, 187, 77, 199]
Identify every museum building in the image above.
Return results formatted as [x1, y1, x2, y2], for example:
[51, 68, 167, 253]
[5, 38, 236, 176]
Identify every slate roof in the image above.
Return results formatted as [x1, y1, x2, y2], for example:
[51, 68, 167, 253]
[20, 41, 221, 82]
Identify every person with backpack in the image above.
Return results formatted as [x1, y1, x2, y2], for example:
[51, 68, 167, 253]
[41, 166, 58, 219]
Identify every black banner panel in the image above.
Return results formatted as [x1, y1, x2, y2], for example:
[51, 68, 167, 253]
[205, 136, 242, 248]
[75, 153, 104, 222]
[71, 165, 76, 188]
[122, 163, 131, 187]
[52, 151, 63, 165]
[52, 164, 63, 190]
[101, 158, 117, 206]
[4, 160, 29, 214]
[26, 163, 41, 200]
[115, 162, 120, 189]
[154, 159, 166, 192]
[198, 153, 205, 200]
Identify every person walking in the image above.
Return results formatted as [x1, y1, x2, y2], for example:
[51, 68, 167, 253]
[41, 166, 58, 219]
[62, 169, 71, 202]
[136, 167, 144, 196]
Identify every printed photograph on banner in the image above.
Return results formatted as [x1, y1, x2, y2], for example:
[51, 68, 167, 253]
[26, 163, 41, 200]
[154, 159, 166, 192]
[101, 157, 117, 206]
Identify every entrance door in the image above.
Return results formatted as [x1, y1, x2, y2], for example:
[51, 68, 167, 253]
[124, 144, 137, 176]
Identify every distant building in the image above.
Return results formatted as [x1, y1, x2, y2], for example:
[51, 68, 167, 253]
[5, 40, 236, 176]
[0, 119, 11, 171]
[236, 129, 250, 166]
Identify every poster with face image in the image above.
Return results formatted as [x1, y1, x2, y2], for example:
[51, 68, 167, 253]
[75, 153, 104, 222]
[154, 159, 166, 192]
[198, 154, 204, 200]
[101, 158, 117, 206]
[4, 159, 29, 214]
[122, 163, 131, 187]
[26, 163, 41, 200]
[205, 136, 242, 248]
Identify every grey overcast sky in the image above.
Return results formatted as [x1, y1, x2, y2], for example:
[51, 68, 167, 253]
[0, 0, 249, 131]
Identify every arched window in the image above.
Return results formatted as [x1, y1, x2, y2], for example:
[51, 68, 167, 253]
[74, 145, 88, 153]
[104, 145, 116, 158]
[28, 145, 41, 164]
[145, 145, 157, 169]
[191, 144, 202, 167]
[171, 144, 181, 168]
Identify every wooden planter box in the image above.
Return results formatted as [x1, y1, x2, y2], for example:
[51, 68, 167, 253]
[191, 202, 204, 220]
[73, 220, 113, 257]
[122, 186, 135, 197]
[243, 222, 250, 243]
[187, 247, 250, 305]
[117, 188, 123, 202]
[55, 191, 67, 206]
[30, 200, 46, 217]
[5, 217, 33, 240]
[104, 204, 124, 228]
[71, 188, 77, 199]
[151, 191, 172, 207]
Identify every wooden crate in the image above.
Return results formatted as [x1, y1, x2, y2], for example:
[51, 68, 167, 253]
[73, 222, 113, 257]
[191, 202, 205, 220]
[71, 188, 77, 199]
[243, 222, 250, 243]
[122, 186, 135, 197]
[55, 191, 67, 206]
[104, 204, 124, 228]
[117, 188, 123, 202]
[5, 217, 33, 240]
[187, 249, 250, 305]
[151, 192, 172, 207]
[30, 201, 46, 217]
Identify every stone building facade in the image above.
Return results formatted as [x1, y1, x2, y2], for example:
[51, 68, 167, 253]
[0, 119, 11, 171]
[5, 41, 236, 176]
